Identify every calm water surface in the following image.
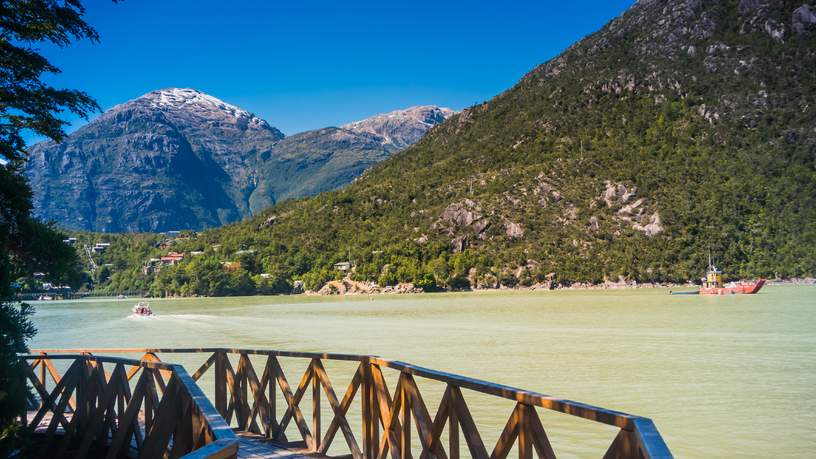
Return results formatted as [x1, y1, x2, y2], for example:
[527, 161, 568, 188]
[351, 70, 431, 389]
[29, 286, 816, 458]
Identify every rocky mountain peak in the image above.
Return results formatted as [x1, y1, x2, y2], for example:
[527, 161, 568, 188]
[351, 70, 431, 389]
[342, 105, 455, 149]
[101, 87, 280, 135]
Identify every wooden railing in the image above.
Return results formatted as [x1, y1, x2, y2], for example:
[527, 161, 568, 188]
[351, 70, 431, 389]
[28, 348, 672, 459]
[21, 352, 238, 458]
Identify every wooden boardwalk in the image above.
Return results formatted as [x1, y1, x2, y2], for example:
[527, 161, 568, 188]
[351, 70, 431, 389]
[28, 411, 316, 459]
[21, 348, 674, 458]
[235, 432, 314, 459]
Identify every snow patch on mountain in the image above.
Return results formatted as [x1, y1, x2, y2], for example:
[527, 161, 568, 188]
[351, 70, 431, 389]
[342, 105, 455, 149]
[108, 88, 273, 131]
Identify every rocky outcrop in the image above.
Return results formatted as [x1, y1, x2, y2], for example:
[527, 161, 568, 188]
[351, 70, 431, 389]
[503, 220, 524, 238]
[434, 199, 494, 240]
[316, 278, 421, 295]
[792, 5, 816, 34]
[602, 181, 638, 207]
[632, 212, 664, 237]
[600, 181, 664, 236]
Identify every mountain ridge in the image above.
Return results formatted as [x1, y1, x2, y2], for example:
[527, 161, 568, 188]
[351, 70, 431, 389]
[25, 89, 453, 232]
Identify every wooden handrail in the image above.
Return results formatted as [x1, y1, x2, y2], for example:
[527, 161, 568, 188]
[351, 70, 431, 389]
[20, 352, 238, 459]
[28, 348, 673, 458]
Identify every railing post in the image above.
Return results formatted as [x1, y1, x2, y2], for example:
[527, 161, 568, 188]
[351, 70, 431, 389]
[371, 368, 379, 459]
[19, 357, 30, 425]
[604, 428, 641, 459]
[75, 357, 89, 435]
[237, 353, 248, 430]
[361, 361, 370, 459]
[268, 356, 277, 439]
[39, 358, 46, 410]
[214, 350, 226, 417]
[449, 385, 459, 459]
[362, 361, 377, 459]
[401, 373, 411, 459]
[518, 404, 532, 459]
[312, 359, 321, 452]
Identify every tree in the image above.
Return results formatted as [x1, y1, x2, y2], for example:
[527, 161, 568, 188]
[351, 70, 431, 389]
[0, 0, 101, 453]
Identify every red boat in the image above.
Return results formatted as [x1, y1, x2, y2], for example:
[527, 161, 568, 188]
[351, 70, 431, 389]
[671, 254, 766, 295]
[699, 256, 766, 295]
[699, 278, 766, 295]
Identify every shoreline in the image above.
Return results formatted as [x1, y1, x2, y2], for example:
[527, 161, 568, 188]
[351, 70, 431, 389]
[306, 276, 815, 296]
[23, 278, 815, 302]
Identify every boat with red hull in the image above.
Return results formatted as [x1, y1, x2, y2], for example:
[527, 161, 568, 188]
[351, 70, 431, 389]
[671, 254, 766, 295]
[699, 278, 765, 295]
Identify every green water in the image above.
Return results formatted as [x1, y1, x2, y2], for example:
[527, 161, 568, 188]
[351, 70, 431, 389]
[29, 286, 816, 458]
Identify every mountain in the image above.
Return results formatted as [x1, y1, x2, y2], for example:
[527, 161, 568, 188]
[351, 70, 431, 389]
[342, 105, 456, 149]
[24, 89, 452, 232]
[25, 88, 283, 232]
[96, 0, 816, 296]
[248, 106, 455, 211]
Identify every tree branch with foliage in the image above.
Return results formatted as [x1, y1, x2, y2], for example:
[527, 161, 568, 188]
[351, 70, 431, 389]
[0, 0, 102, 454]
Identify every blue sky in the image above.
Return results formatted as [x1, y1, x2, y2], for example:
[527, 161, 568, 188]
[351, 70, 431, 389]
[36, 0, 634, 138]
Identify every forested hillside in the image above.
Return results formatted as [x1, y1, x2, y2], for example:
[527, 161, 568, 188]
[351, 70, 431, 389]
[74, 0, 816, 296]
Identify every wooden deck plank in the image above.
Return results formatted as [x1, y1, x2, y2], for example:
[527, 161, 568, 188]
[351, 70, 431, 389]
[28, 412, 327, 459]
[236, 432, 317, 459]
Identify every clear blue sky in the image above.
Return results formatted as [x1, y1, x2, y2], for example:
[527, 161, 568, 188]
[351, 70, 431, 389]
[38, 0, 634, 137]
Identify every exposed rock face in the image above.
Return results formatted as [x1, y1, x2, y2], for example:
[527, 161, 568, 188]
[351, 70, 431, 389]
[792, 5, 816, 34]
[602, 181, 637, 208]
[342, 106, 455, 149]
[599, 181, 664, 236]
[316, 278, 420, 295]
[738, 0, 768, 15]
[633, 212, 664, 237]
[25, 88, 283, 232]
[435, 199, 486, 235]
[24, 89, 452, 232]
[503, 220, 524, 238]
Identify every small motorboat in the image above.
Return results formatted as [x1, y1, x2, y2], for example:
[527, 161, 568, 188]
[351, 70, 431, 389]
[38, 295, 54, 301]
[132, 302, 155, 317]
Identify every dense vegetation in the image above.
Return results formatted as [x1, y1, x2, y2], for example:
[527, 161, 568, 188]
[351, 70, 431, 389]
[61, 1, 816, 297]
[1, 0, 98, 452]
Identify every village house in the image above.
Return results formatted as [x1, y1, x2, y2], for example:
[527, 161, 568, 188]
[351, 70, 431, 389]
[160, 252, 185, 266]
[333, 261, 353, 272]
[143, 258, 161, 275]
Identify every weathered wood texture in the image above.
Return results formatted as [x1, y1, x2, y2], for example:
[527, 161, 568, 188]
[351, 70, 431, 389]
[22, 353, 238, 459]
[26, 348, 673, 459]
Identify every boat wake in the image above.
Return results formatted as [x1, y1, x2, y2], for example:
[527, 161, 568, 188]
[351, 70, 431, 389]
[125, 313, 159, 321]
[161, 314, 216, 320]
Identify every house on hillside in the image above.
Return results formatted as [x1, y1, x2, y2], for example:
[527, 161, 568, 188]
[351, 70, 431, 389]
[160, 252, 185, 266]
[334, 261, 353, 272]
[143, 258, 161, 275]
[93, 242, 111, 252]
